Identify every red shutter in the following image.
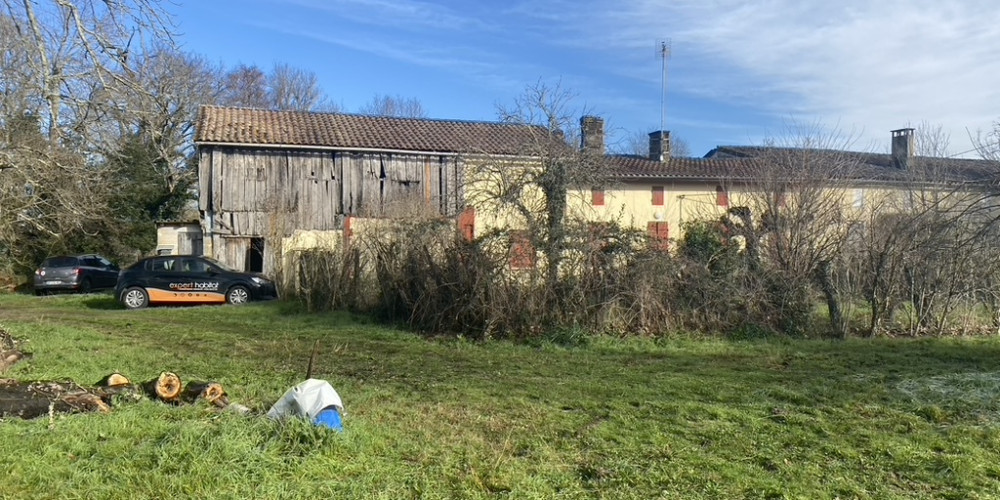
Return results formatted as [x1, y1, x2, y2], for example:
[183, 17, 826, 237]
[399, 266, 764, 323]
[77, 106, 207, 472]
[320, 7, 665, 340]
[647, 222, 669, 251]
[652, 186, 664, 206]
[510, 232, 536, 269]
[716, 186, 729, 207]
[775, 192, 787, 207]
[592, 187, 605, 206]
[457, 207, 476, 241]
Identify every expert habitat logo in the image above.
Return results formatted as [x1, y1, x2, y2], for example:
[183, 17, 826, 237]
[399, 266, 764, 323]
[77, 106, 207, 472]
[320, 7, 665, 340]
[169, 282, 220, 291]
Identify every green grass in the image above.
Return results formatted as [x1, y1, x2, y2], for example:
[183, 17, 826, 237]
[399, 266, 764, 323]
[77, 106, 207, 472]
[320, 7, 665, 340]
[2, 294, 1000, 499]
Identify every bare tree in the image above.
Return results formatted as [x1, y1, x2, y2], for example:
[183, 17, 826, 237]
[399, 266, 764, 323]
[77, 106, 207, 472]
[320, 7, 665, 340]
[912, 120, 951, 157]
[220, 64, 269, 109]
[0, 1, 175, 276]
[219, 62, 333, 112]
[112, 48, 224, 191]
[268, 63, 332, 111]
[721, 125, 865, 336]
[468, 81, 609, 299]
[1, 0, 175, 143]
[358, 94, 426, 118]
[617, 129, 692, 157]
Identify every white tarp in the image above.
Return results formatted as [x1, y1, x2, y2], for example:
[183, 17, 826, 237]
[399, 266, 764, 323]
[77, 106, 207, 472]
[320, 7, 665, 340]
[266, 379, 344, 421]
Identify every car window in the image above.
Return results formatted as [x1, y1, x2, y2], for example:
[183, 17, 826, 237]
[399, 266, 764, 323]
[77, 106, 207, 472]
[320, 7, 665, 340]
[43, 257, 77, 267]
[98, 257, 113, 268]
[202, 257, 234, 272]
[150, 257, 177, 272]
[180, 258, 208, 273]
[82, 257, 100, 267]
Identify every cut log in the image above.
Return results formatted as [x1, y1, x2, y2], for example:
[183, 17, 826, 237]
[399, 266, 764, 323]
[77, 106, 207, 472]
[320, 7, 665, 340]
[182, 382, 229, 408]
[143, 372, 182, 403]
[96, 372, 131, 387]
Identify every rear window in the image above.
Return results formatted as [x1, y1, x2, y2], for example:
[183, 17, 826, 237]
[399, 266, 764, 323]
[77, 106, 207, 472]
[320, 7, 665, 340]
[42, 257, 78, 267]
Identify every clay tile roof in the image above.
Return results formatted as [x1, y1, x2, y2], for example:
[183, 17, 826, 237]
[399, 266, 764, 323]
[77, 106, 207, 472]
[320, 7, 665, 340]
[195, 106, 547, 156]
[608, 155, 751, 180]
[709, 146, 998, 183]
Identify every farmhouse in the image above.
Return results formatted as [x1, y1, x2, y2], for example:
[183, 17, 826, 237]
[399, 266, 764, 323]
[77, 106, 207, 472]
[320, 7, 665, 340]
[194, 106, 997, 273]
[194, 106, 546, 272]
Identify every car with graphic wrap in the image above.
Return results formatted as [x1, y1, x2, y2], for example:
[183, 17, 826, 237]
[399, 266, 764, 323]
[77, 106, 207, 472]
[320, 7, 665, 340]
[115, 255, 277, 309]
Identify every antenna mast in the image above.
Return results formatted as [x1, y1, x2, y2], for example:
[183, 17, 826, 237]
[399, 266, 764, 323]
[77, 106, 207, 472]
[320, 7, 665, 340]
[658, 39, 672, 134]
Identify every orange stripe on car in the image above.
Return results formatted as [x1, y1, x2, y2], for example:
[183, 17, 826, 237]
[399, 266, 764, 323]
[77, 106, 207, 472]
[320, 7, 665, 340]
[146, 288, 226, 304]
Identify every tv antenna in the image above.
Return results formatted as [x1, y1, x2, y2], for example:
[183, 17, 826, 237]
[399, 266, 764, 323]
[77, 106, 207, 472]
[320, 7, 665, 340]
[656, 39, 672, 134]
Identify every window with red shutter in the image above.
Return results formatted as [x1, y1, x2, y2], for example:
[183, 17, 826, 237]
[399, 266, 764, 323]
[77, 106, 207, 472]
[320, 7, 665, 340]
[591, 187, 605, 206]
[647, 221, 669, 251]
[510, 231, 536, 269]
[652, 186, 664, 206]
[716, 185, 729, 207]
[457, 207, 475, 241]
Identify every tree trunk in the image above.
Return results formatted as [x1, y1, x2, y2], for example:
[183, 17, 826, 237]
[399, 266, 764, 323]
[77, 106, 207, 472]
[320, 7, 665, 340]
[182, 382, 229, 408]
[816, 260, 846, 338]
[143, 372, 183, 403]
[0, 379, 110, 419]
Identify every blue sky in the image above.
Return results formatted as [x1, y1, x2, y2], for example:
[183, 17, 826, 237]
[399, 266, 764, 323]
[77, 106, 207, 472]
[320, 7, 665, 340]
[169, 0, 1000, 157]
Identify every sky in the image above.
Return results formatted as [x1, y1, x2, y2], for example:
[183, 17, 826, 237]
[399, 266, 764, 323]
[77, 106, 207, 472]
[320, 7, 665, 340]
[169, 0, 1000, 158]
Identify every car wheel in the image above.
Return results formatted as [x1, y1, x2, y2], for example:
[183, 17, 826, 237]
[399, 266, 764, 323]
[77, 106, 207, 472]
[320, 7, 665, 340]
[33, 289, 45, 296]
[78, 278, 92, 294]
[121, 287, 149, 309]
[226, 285, 250, 305]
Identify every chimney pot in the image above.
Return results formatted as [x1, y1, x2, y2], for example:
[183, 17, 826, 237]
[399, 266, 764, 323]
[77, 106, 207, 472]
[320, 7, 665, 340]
[891, 128, 914, 169]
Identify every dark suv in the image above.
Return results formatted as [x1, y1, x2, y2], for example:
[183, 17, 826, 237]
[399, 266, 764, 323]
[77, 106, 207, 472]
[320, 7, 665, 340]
[115, 255, 277, 309]
[33, 254, 120, 295]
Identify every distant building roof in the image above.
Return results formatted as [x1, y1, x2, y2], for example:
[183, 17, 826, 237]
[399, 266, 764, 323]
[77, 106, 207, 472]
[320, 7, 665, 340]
[608, 155, 751, 180]
[707, 146, 998, 184]
[195, 106, 547, 156]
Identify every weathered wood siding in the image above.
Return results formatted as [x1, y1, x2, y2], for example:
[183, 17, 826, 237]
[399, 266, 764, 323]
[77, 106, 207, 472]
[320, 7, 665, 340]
[200, 145, 465, 245]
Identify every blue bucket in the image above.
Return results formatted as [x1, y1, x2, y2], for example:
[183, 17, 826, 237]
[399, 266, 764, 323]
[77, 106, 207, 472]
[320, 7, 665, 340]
[314, 406, 343, 431]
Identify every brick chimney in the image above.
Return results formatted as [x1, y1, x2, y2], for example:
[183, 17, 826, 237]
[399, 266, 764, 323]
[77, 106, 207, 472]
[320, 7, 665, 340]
[891, 128, 914, 169]
[580, 116, 604, 155]
[648, 130, 670, 162]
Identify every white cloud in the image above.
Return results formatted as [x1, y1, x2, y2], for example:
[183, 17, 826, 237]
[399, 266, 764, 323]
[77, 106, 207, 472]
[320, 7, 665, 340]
[284, 0, 492, 32]
[519, 0, 1000, 155]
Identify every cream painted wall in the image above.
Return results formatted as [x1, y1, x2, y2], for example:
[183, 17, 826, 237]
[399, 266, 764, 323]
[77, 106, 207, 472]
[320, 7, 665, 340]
[568, 181, 730, 237]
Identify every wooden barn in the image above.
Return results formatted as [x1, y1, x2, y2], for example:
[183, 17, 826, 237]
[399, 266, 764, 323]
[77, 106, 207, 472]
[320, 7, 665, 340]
[194, 106, 542, 273]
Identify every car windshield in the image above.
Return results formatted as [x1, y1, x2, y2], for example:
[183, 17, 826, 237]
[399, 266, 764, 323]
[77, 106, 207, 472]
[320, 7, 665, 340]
[42, 257, 77, 267]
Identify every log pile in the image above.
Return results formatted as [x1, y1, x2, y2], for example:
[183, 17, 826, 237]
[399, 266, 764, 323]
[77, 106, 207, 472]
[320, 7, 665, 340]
[0, 370, 236, 420]
[0, 329, 241, 420]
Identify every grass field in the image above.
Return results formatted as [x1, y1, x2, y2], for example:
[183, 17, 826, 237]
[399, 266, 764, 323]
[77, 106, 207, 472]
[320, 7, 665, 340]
[1, 293, 1000, 499]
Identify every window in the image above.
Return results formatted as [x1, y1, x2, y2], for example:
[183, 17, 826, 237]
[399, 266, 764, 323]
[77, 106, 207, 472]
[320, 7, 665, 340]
[716, 186, 729, 207]
[151, 257, 176, 272]
[509, 231, 536, 269]
[457, 207, 476, 242]
[647, 222, 669, 251]
[591, 187, 605, 206]
[180, 258, 208, 273]
[651, 186, 664, 206]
